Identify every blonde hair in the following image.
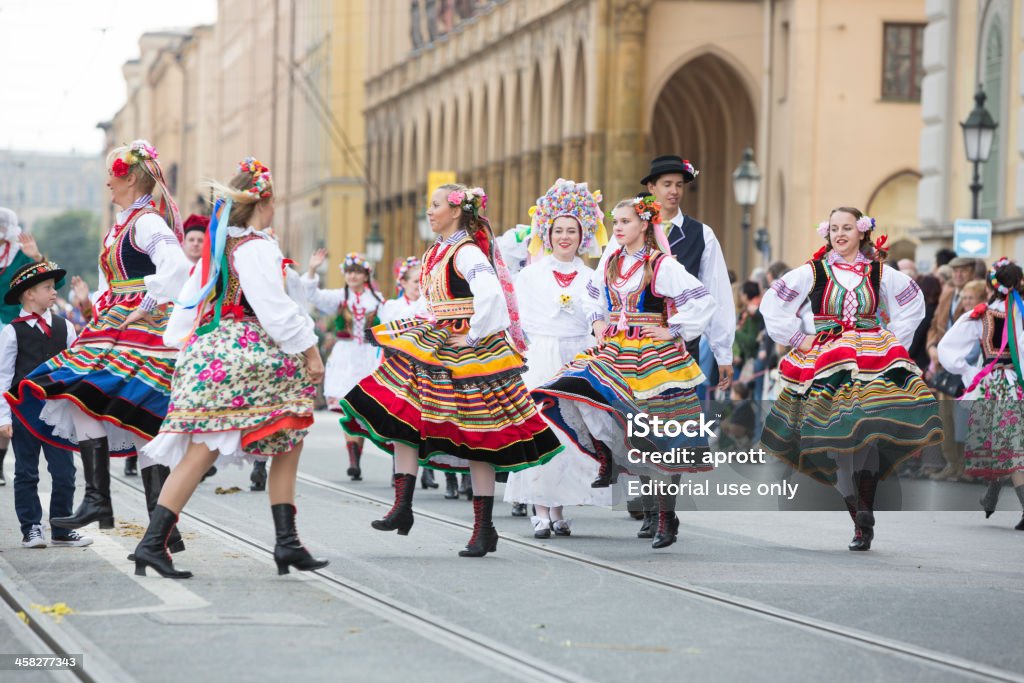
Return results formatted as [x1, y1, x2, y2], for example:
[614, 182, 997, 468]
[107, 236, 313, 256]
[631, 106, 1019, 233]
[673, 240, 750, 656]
[203, 171, 272, 227]
[961, 279, 987, 301]
[106, 145, 156, 195]
[605, 198, 659, 292]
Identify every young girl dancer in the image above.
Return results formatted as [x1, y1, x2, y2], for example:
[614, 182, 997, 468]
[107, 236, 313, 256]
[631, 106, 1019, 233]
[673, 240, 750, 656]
[340, 184, 562, 557]
[759, 207, 942, 550]
[302, 250, 383, 480]
[133, 157, 327, 578]
[532, 196, 716, 549]
[10, 140, 190, 545]
[502, 179, 611, 538]
[938, 258, 1024, 530]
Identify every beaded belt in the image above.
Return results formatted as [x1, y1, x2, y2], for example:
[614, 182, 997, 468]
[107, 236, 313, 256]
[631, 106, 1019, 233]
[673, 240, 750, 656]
[609, 310, 666, 327]
[108, 278, 147, 295]
[812, 314, 879, 345]
[429, 297, 475, 320]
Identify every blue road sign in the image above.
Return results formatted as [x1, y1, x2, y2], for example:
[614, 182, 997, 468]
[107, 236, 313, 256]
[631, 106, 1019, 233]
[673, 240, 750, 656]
[953, 219, 992, 258]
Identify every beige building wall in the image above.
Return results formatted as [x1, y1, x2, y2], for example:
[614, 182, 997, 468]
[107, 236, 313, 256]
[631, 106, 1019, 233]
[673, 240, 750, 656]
[366, 0, 927, 277]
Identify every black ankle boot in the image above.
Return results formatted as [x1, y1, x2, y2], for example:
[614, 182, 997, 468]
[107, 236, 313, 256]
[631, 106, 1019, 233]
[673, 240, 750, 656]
[444, 472, 459, 499]
[850, 471, 876, 551]
[459, 495, 498, 557]
[250, 460, 267, 491]
[421, 468, 438, 489]
[124, 455, 138, 476]
[346, 441, 362, 481]
[980, 480, 1002, 518]
[590, 439, 618, 488]
[133, 505, 193, 579]
[128, 465, 184, 561]
[1014, 486, 1024, 530]
[651, 511, 680, 549]
[371, 473, 415, 534]
[52, 438, 114, 530]
[271, 503, 329, 575]
[459, 473, 473, 500]
[637, 492, 656, 538]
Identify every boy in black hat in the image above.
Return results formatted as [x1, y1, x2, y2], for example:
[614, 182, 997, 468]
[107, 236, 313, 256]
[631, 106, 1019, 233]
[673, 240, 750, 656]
[0, 260, 91, 548]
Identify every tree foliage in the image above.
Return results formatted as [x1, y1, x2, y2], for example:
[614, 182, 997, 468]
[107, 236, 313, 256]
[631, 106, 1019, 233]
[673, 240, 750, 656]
[33, 210, 103, 290]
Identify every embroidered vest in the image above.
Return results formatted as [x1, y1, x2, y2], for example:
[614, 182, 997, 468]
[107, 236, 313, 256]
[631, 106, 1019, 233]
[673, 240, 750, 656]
[605, 251, 669, 327]
[100, 207, 159, 295]
[422, 238, 474, 321]
[980, 308, 1012, 364]
[12, 316, 69, 387]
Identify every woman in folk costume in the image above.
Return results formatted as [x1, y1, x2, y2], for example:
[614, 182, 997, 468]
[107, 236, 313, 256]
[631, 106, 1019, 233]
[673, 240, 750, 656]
[938, 258, 1024, 530]
[502, 179, 613, 538]
[132, 158, 327, 579]
[10, 140, 191, 544]
[532, 196, 716, 550]
[340, 184, 562, 557]
[759, 207, 942, 551]
[302, 250, 383, 481]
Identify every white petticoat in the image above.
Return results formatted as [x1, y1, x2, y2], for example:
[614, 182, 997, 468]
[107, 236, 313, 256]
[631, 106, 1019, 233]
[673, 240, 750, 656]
[41, 398, 144, 454]
[142, 430, 261, 469]
[324, 338, 381, 404]
[503, 333, 611, 508]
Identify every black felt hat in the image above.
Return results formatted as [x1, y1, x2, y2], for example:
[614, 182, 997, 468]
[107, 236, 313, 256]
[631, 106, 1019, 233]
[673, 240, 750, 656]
[4, 260, 67, 305]
[640, 155, 699, 186]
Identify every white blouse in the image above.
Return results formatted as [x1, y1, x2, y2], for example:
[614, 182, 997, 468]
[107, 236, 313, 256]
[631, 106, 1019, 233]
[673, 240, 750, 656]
[98, 194, 191, 312]
[760, 254, 924, 350]
[938, 299, 1024, 393]
[515, 255, 594, 339]
[584, 246, 715, 342]
[164, 227, 317, 355]
[378, 295, 426, 324]
[299, 275, 382, 341]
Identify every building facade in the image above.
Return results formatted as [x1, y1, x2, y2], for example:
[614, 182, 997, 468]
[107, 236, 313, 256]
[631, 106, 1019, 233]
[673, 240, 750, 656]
[0, 150, 104, 231]
[367, 0, 930, 276]
[918, 0, 1024, 261]
[103, 0, 367, 287]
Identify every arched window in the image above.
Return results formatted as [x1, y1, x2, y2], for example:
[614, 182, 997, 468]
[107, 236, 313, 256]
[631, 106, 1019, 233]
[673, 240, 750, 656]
[980, 17, 1005, 219]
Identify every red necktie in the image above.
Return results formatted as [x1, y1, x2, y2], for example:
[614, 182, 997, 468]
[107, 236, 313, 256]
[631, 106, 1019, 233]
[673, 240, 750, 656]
[13, 312, 51, 337]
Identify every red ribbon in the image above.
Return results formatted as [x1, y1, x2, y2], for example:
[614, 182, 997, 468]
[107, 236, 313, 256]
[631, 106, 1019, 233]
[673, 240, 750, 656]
[13, 312, 51, 337]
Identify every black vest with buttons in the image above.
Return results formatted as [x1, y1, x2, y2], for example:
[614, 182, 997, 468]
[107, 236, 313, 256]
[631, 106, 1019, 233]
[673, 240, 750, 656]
[11, 316, 69, 388]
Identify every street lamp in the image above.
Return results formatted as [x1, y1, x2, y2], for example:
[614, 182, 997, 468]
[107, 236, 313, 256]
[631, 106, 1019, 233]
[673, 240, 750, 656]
[365, 220, 384, 264]
[417, 210, 432, 242]
[960, 84, 998, 219]
[732, 147, 761, 280]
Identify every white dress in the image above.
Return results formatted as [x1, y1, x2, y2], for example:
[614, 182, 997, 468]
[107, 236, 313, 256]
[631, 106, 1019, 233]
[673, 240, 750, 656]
[301, 275, 382, 404]
[377, 294, 426, 324]
[503, 256, 612, 507]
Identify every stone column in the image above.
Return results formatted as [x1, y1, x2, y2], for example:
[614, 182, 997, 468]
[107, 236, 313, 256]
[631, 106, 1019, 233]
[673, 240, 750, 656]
[561, 136, 585, 182]
[505, 155, 521, 228]
[541, 142, 563, 187]
[520, 149, 541, 215]
[486, 161, 504, 227]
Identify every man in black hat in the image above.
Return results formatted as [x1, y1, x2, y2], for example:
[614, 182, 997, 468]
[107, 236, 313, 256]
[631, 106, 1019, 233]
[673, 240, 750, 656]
[0, 260, 91, 547]
[636, 155, 736, 390]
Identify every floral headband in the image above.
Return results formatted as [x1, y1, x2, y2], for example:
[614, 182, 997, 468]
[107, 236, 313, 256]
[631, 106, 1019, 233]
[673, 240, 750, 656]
[238, 157, 273, 199]
[989, 257, 1014, 295]
[527, 179, 608, 258]
[395, 256, 420, 282]
[111, 139, 159, 177]
[816, 215, 875, 239]
[631, 195, 662, 226]
[447, 187, 487, 218]
[342, 252, 371, 274]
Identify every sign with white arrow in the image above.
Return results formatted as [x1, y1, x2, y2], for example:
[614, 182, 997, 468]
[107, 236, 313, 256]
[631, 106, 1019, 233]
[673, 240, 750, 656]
[953, 219, 992, 258]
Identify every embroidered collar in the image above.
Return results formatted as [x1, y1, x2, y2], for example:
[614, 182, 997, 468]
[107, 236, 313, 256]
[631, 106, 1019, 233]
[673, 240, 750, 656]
[826, 250, 870, 267]
[622, 245, 650, 262]
[435, 230, 468, 246]
[116, 194, 154, 222]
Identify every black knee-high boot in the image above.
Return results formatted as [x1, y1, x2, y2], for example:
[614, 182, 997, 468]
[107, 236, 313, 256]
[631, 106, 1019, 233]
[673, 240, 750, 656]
[849, 470, 877, 551]
[1014, 485, 1024, 531]
[444, 472, 459, 499]
[637, 484, 656, 539]
[133, 505, 193, 579]
[52, 438, 114, 529]
[651, 489, 679, 549]
[371, 473, 415, 534]
[459, 495, 498, 557]
[271, 503, 329, 575]
[590, 439, 618, 488]
[0, 447, 6, 485]
[346, 441, 363, 481]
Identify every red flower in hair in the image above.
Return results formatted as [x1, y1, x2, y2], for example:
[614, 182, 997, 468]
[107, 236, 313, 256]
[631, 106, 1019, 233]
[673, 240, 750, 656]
[112, 158, 130, 177]
[969, 302, 988, 319]
[811, 244, 828, 261]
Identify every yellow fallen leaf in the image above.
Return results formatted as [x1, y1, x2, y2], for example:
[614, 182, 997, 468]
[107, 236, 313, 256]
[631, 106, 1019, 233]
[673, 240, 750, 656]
[30, 603, 75, 623]
[215, 486, 243, 495]
[16, 611, 28, 624]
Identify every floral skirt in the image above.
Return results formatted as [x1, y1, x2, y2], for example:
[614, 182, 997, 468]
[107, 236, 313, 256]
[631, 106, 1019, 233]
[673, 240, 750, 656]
[153, 318, 315, 460]
[9, 294, 176, 454]
[339, 318, 563, 473]
[964, 370, 1024, 479]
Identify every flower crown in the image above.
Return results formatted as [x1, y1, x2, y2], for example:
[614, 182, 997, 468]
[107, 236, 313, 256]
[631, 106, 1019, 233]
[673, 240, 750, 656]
[989, 256, 1014, 295]
[446, 187, 487, 218]
[342, 252, 371, 273]
[527, 179, 606, 257]
[395, 256, 420, 281]
[816, 215, 875, 239]
[631, 195, 662, 226]
[238, 157, 273, 199]
[111, 139, 159, 178]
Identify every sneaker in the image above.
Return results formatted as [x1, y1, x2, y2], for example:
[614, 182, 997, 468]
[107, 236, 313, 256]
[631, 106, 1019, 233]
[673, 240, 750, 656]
[21, 525, 46, 548]
[50, 529, 93, 547]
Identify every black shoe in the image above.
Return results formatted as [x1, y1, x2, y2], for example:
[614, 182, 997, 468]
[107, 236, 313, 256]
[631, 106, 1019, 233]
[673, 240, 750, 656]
[459, 474, 473, 501]
[124, 455, 138, 476]
[1015, 514, 1024, 531]
[250, 461, 267, 492]
[132, 505, 193, 579]
[444, 473, 459, 499]
[346, 441, 362, 481]
[590, 439, 618, 488]
[201, 466, 217, 482]
[511, 502, 528, 517]
[271, 503, 329, 575]
[52, 438, 114, 530]
[651, 512, 679, 549]
[637, 511, 656, 539]
[532, 516, 551, 539]
[129, 465, 184, 559]
[0, 450, 6, 486]
[420, 469, 438, 489]
[371, 473, 416, 534]
[460, 496, 498, 557]
[980, 480, 1002, 519]
[848, 526, 873, 551]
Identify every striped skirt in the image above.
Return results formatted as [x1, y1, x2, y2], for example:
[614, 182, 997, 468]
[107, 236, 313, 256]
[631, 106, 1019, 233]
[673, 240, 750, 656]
[339, 318, 563, 473]
[9, 292, 176, 453]
[761, 328, 943, 484]
[532, 330, 712, 476]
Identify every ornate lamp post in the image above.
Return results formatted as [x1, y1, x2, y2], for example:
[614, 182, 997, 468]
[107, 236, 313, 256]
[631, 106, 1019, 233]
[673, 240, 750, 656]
[960, 85, 998, 220]
[732, 147, 762, 281]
